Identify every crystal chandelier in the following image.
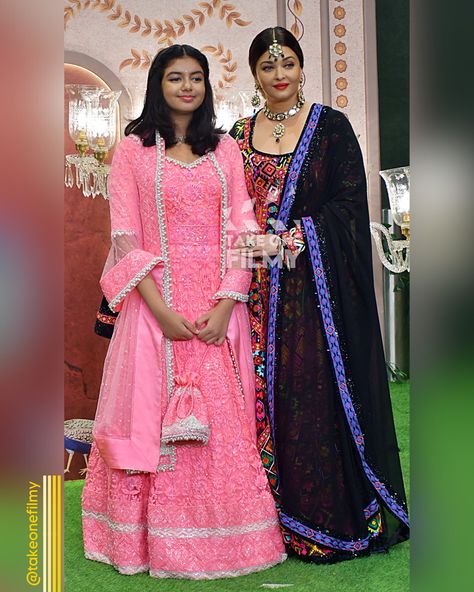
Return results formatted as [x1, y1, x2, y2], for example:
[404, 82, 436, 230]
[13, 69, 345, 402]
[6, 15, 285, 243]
[64, 85, 121, 199]
[370, 166, 410, 273]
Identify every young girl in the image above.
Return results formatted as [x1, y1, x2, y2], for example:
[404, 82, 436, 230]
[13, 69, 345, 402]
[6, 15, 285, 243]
[81, 44, 286, 579]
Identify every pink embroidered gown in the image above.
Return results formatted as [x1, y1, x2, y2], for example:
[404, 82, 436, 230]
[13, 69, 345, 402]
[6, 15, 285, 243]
[81, 133, 286, 579]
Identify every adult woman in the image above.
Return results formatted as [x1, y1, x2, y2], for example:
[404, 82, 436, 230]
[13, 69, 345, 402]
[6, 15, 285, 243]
[81, 44, 286, 579]
[230, 27, 409, 563]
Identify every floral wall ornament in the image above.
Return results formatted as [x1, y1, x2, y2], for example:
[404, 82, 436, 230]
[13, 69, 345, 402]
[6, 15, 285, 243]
[331, 1, 349, 111]
[287, 0, 304, 41]
[64, 0, 251, 38]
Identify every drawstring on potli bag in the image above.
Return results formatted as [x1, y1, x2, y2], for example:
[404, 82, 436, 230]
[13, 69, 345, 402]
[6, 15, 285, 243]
[161, 344, 211, 445]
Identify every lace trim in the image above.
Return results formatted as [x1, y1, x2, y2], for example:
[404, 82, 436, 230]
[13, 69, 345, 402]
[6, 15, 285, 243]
[83, 511, 279, 540]
[85, 551, 149, 575]
[156, 132, 175, 399]
[111, 229, 135, 238]
[208, 152, 227, 280]
[161, 415, 210, 445]
[155, 130, 174, 399]
[227, 338, 246, 401]
[149, 554, 287, 580]
[156, 442, 177, 472]
[148, 517, 279, 539]
[213, 290, 249, 303]
[82, 509, 147, 533]
[108, 257, 162, 312]
[165, 154, 208, 169]
[85, 550, 287, 580]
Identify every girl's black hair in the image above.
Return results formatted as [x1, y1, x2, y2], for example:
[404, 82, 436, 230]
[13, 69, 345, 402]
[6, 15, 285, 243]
[248, 27, 304, 76]
[124, 44, 223, 155]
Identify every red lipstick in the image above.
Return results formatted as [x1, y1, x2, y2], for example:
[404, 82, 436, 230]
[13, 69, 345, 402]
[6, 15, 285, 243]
[274, 83, 289, 90]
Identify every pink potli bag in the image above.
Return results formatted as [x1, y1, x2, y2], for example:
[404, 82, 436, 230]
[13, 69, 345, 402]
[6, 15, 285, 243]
[161, 345, 211, 445]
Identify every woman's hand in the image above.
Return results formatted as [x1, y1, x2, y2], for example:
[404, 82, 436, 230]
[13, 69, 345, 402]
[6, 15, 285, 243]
[240, 233, 282, 258]
[195, 299, 235, 345]
[155, 307, 198, 341]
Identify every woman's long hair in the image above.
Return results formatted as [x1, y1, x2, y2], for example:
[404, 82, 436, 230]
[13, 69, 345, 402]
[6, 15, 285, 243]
[124, 45, 223, 155]
[248, 26, 304, 76]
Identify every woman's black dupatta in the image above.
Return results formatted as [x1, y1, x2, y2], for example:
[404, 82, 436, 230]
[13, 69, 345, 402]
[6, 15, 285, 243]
[267, 104, 409, 558]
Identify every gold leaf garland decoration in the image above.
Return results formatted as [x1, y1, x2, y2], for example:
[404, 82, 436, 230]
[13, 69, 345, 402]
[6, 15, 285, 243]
[201, 44, 238, 88]
[119, 48, 153, 71]
[119, 42, 238, 90]
[64, 0, 251, 42]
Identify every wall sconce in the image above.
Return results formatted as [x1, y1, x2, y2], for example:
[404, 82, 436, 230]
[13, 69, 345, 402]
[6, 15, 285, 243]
[370, 166, 410, 273]
[214, 87, 256, 131]
[64, 85, 121, 199]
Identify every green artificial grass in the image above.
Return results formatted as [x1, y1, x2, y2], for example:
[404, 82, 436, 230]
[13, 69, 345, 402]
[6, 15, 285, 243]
[65, 383, 409, 592]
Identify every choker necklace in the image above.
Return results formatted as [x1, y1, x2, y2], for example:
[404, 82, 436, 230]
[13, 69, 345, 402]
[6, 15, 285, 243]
[263, 96, 306, 142]
[175, 135, 187, 144]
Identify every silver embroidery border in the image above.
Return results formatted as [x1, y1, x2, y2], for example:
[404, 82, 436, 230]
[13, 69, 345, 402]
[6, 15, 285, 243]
[213, 290, 249, 303]
[165, 154, 208, 169]
[85, 549, 287, 579]
[82, 509, 147, 533]
[111, 228, 135, 238]
[83, 509, 279, 539]
[85, 550, 149, 575]
[208, 151, 227, 280]
[148, 517, 279, 538]
[155, 131, 174, 398]
[156, 442, 177, 471]
[149, 554, 287, 579]
[226, 337, 246, 401]
[108, 256, 163, 312]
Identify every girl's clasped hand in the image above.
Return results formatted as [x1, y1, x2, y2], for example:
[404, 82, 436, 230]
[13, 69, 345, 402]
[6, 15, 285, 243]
[155, 300, 234, 345]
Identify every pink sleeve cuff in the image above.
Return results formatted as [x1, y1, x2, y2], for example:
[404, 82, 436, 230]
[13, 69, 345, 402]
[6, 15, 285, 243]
[100, 250, 163, 312]
[213, 269, 251, 303]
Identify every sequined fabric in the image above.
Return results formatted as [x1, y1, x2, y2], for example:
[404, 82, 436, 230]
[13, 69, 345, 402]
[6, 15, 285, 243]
[83, 134, 286, 578]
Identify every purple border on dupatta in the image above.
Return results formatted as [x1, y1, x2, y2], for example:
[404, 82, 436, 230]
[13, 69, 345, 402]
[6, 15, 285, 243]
[280, 499, 380, 552]
[301, 215, 409, 527]
[280, 512, 373, 552]
[266, 103, 323, 433]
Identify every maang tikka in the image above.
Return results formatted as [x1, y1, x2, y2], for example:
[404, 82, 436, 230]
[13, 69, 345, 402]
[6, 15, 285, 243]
[268, 28, 284, 61]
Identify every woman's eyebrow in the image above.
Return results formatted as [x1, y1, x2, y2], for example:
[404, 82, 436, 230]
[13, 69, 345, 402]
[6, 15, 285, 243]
[260, 57, 294, 65]
[166, 70, 204, 76]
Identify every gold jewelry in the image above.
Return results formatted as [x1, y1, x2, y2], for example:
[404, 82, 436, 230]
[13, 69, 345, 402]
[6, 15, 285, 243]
[251, 81, 261, 108]
[268, 28, 284, 61]
[263, 95, 306, 142]
[298, 74, 305, 103]
[246, 235, 256, 248]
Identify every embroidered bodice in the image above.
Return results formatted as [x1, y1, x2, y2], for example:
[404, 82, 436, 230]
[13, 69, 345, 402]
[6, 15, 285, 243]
[231, 116, 292, 233]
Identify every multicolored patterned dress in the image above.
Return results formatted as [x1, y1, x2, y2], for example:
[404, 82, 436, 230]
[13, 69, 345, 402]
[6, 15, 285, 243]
[81, 133, 286, 579]
[230, 105, 409, 563]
